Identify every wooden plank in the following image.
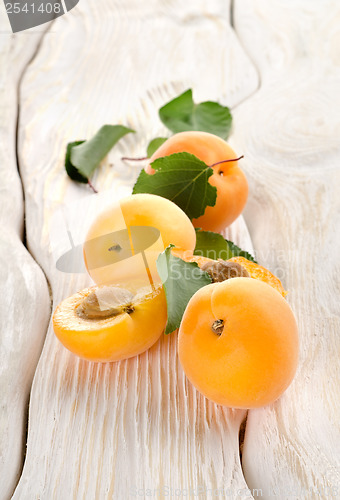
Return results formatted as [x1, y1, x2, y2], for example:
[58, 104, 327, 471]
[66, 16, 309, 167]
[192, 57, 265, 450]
[0, 6, 51, 499]
[11, 1, 259, 498]
[232, 0, 340, 497]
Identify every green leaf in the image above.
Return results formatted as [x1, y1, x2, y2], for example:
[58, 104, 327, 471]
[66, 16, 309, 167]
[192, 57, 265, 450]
[159, 89, 232, 140]
[132, 152, 217, 220]
[146, 137, 168, 157]
[65, 125, 134, 182]
[193, 101, 232, 140]
[156, 245, 212, 334]
[159, 89, 195, 134]
[194, 230, 257, 263]
[65, 140, 87, 183]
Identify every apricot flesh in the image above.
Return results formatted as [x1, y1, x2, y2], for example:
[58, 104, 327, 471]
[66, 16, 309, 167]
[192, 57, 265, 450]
[53, 283, 167, 362]
[228, 256, 287, 297]
[178, 278, 299, 408]
[184, 254, 287, 297]
[146, 131, 248, 232]
[83, 193, 196, 287]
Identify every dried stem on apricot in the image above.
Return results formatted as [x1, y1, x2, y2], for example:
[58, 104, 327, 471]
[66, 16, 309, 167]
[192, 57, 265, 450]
[212, 319, 224, 336]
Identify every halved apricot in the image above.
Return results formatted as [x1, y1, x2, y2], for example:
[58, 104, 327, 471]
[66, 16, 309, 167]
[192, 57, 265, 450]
[183, 253, 287, 297]
[53, 282, 167, 362]
[228, 256, 287, 297]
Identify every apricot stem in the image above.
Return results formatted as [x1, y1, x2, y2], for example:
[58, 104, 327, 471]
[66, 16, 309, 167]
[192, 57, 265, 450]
[212, 319, 224, 336]
[88, 179, 98, 193]
[121, 156, 149, 161]
[210, 155, 244, 169]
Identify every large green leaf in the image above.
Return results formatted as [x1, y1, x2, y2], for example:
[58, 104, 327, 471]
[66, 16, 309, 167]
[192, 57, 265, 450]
[132, 152, 217, 220]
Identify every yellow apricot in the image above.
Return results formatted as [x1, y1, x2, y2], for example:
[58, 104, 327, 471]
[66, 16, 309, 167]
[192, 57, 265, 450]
[53, 283, 167, 362]
[178, 278, 299, 408]
[83, 193, 196, 287]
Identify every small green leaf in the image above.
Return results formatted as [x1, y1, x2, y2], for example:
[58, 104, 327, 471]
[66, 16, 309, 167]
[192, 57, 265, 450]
[146, 137, 168, 157]
[224, 239, 257, 263]
[194, 230, 257, 263]
[156, 245, 212, 334]
[193, 101, 232, 140]
[132, 152, 217, 220]
[159, 89, 232, 139]
[65, 125, 134, 183]
[159, 89, 195, 134]
[65, 140, 87, 183]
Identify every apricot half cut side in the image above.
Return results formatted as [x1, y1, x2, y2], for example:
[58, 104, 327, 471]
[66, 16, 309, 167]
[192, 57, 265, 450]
[178, 278, 299, 409]
[53, 283, 167, 362]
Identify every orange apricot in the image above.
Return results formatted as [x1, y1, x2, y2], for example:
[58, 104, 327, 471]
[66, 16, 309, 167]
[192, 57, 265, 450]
[83, 193, 196, 287]
[178, 278, 299, 408]
[53, 283, 167, 362]
[145, 131, 248, 232]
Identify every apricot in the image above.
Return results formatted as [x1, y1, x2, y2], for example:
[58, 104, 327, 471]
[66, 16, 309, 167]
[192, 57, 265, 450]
[145, 131, 248, 232]
[83, 193, 196, 287]
[228, 256, 287, 297]
[53, 282, 167, 362]
[178, 278, 299, 408]
[183, 253, 287, 297]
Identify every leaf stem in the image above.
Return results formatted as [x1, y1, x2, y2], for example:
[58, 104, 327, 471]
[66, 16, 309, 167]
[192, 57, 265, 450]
[210, 155, 244, 169]
[121, 156, 149, 161]
[87, 179, 98, 193]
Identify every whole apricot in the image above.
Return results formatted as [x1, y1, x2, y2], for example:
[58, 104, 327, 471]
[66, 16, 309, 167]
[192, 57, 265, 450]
[178, 278, 299, 408]
[145, 131, 248, 232]
[83, 193, 196, 287]
[53, 282, 167, 362]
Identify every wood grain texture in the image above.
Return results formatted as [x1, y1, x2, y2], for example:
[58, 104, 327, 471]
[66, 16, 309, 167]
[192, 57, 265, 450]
[232, 1, 340, 497]
[10, 1, 259, 498]
[0, 6, 51, 499]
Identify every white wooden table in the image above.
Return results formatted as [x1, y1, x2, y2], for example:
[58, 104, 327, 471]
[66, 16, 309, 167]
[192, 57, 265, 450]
[1, 1, 340, 499]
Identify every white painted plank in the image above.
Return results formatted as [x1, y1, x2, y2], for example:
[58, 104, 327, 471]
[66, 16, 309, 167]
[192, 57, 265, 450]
[0, 5, 51, 499]
[232, 1, 340, 497]
[11, 1, 259, 498]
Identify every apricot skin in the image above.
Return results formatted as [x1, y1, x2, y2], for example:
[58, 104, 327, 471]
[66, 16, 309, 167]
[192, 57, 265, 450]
[146, 131, 248, 232]
[178, 278, 299, 409]
[83, 193, 196, 286]
[53, 284, 167, 362]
